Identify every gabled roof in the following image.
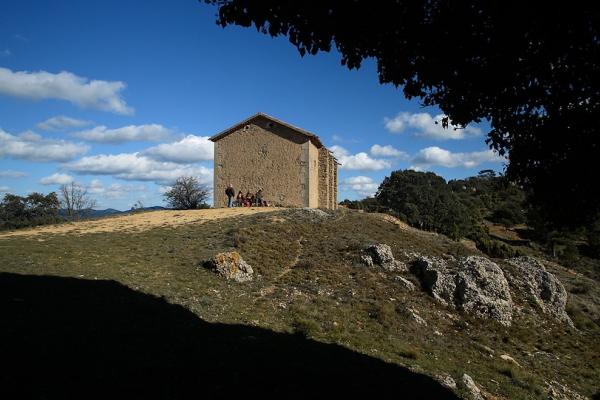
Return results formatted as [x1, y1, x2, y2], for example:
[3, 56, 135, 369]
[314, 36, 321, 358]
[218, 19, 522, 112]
[209, 112, 324, 148]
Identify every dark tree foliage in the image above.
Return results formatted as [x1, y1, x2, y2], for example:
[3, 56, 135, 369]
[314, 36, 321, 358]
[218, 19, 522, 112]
[375, 170, 482, 240]
[164, 176, 210, 210]
[0, 192, 61, 230]
[339, 197, 381, 212]
[203, 0, 600, 227]
[449, 172, 526, 227]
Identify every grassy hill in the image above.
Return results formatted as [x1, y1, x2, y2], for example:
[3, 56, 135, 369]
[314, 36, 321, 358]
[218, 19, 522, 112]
[1, 208, 598, 399]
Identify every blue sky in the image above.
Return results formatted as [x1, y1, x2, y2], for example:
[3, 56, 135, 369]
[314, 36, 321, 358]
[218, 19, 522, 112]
[0, 0, 505, 210]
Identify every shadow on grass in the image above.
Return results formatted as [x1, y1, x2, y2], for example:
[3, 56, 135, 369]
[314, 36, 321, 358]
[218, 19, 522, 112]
[1, 272, 458, 399]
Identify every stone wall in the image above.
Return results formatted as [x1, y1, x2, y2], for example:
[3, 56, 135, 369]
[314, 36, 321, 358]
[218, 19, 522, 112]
[308, 142, 319, 208]
[318, 147, 330, 208]
[213, 116, 308, 208]
[213, 115, 338, 209]
[332, 158, 338, 209]
[329, 153, 336, 209]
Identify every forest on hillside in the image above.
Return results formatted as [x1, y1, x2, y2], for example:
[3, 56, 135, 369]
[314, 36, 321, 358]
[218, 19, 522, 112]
[341, 170, 600, 278]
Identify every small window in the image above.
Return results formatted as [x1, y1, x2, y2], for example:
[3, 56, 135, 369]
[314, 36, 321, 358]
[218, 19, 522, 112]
[267, 122, 274, 128]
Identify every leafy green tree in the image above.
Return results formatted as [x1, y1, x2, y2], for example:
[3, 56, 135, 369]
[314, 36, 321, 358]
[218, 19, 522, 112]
[0, 192, 61, 230]
[375, 170, 481, 240]
[203, 0, 599, 228]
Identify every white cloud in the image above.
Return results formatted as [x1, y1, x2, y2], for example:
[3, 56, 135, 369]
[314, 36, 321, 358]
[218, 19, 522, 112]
[87, 179, 105, 194]
[143, 135, 213, 163]
[0, 128, 88, 162]
[37, 115, 92, 131]
[72, 124, 171, 143]
[105, 183, 146, 199]
[66, 153, 213, 185]
[0, 170, 27, 178]
[330, 145, 391, 171]
[384, 112, 481, 140]
[158, 185, 172, 194]
[340, 176, 379, 197]
[18, 130, 42, 141]
[0, 186, 10, 192]
[84, 180, 146, 199]
[39, 173, 74, 185]
[411, 146, 504, 169]
[0, 67, 133, 115]
[370, 144, 408, 158]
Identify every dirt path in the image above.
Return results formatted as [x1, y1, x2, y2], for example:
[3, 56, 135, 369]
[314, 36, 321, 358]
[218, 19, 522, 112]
[0, 208, 277, 238]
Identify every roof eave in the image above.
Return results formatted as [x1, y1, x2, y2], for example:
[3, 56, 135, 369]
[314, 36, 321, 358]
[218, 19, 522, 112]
[209, 112, 324, 148]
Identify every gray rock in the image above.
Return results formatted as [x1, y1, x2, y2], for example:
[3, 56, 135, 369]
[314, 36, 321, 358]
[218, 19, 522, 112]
[545, 380, 588, 400]
[300, 207, 329, 218]
[500, 354, 521, 367]
[393, 260, 409, 272]
[282, 208, 331, 222]
[365, 243, 394, 266]
[436, 374, 457, 390]
[362, 244, 404, 271]
[360, 254, 374, 267]
[410, 256, 456, 306]
[407, 308, 427, 325]
[410, 256, 514, 326]
[393, 275, 416, 291]
[461, 374, 484, 400]
[455, 256, 513, 327]
[506, 257, 573, 326]
[203, 251, 254, 282]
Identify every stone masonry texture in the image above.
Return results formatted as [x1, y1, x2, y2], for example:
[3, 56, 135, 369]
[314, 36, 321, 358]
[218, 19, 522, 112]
[212, 115, 337, 209]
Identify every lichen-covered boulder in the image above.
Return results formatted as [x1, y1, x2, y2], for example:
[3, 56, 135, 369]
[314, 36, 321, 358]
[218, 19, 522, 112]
[393, 275, 416, 291]
[410, 256, 456, 306]
[361, 244, 406, 272]
[455, 256, 513, 327]
[461, 374, 484, 400]
[506, 256, 573, 326]
[410, 256, 514, 326]
[203, 251, 254, 282]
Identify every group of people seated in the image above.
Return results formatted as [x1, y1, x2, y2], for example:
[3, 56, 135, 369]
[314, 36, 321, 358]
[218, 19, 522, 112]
[236, 189, 269, 207]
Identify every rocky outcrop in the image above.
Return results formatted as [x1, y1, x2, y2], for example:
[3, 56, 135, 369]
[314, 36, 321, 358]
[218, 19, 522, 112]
[203, 251, 254, 282]
[283, 208, 330, 221]
[545, 380, 588, 400]
[461, 374, 484, 400]
[393, 275, 416, 291]
[361, 244, 406, 272]
[411, 256, 514, 326]
[410, 256, 456, 306]
[455, 256, 513, 327]
[436, 374, 456, 390]
[506, 257, 573, 326]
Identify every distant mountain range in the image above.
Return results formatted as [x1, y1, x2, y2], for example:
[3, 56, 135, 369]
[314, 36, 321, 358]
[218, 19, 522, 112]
[59, 206, 168, 219]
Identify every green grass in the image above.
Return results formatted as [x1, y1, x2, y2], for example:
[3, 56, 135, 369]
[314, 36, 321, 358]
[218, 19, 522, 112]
[0, 208, 598, 399]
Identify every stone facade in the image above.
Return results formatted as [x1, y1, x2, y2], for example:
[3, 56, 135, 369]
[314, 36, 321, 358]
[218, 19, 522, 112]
[210, 113, 338, 209]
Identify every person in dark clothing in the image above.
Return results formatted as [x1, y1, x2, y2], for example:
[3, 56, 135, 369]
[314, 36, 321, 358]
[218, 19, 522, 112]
[255, 188, 263, 207]
[225, 184, 235, 207]
[236, 191, 244, 207]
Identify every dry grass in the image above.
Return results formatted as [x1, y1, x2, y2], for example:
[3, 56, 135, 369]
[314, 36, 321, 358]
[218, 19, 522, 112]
[0, 207, 598, 399]
[0, 207, 277, 238]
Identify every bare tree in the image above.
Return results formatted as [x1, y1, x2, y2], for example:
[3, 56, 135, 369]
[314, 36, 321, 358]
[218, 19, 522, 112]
[163, 176, 209, 209]
[131, 199, 145, 211]
[59, 182, 97, 220]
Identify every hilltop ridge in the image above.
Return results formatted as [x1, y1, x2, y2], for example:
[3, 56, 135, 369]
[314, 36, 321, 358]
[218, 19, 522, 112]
[0, 208, 598, 399]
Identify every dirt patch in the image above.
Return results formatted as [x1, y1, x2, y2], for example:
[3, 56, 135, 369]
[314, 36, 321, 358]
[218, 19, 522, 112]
[0, 208, 277, 238]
